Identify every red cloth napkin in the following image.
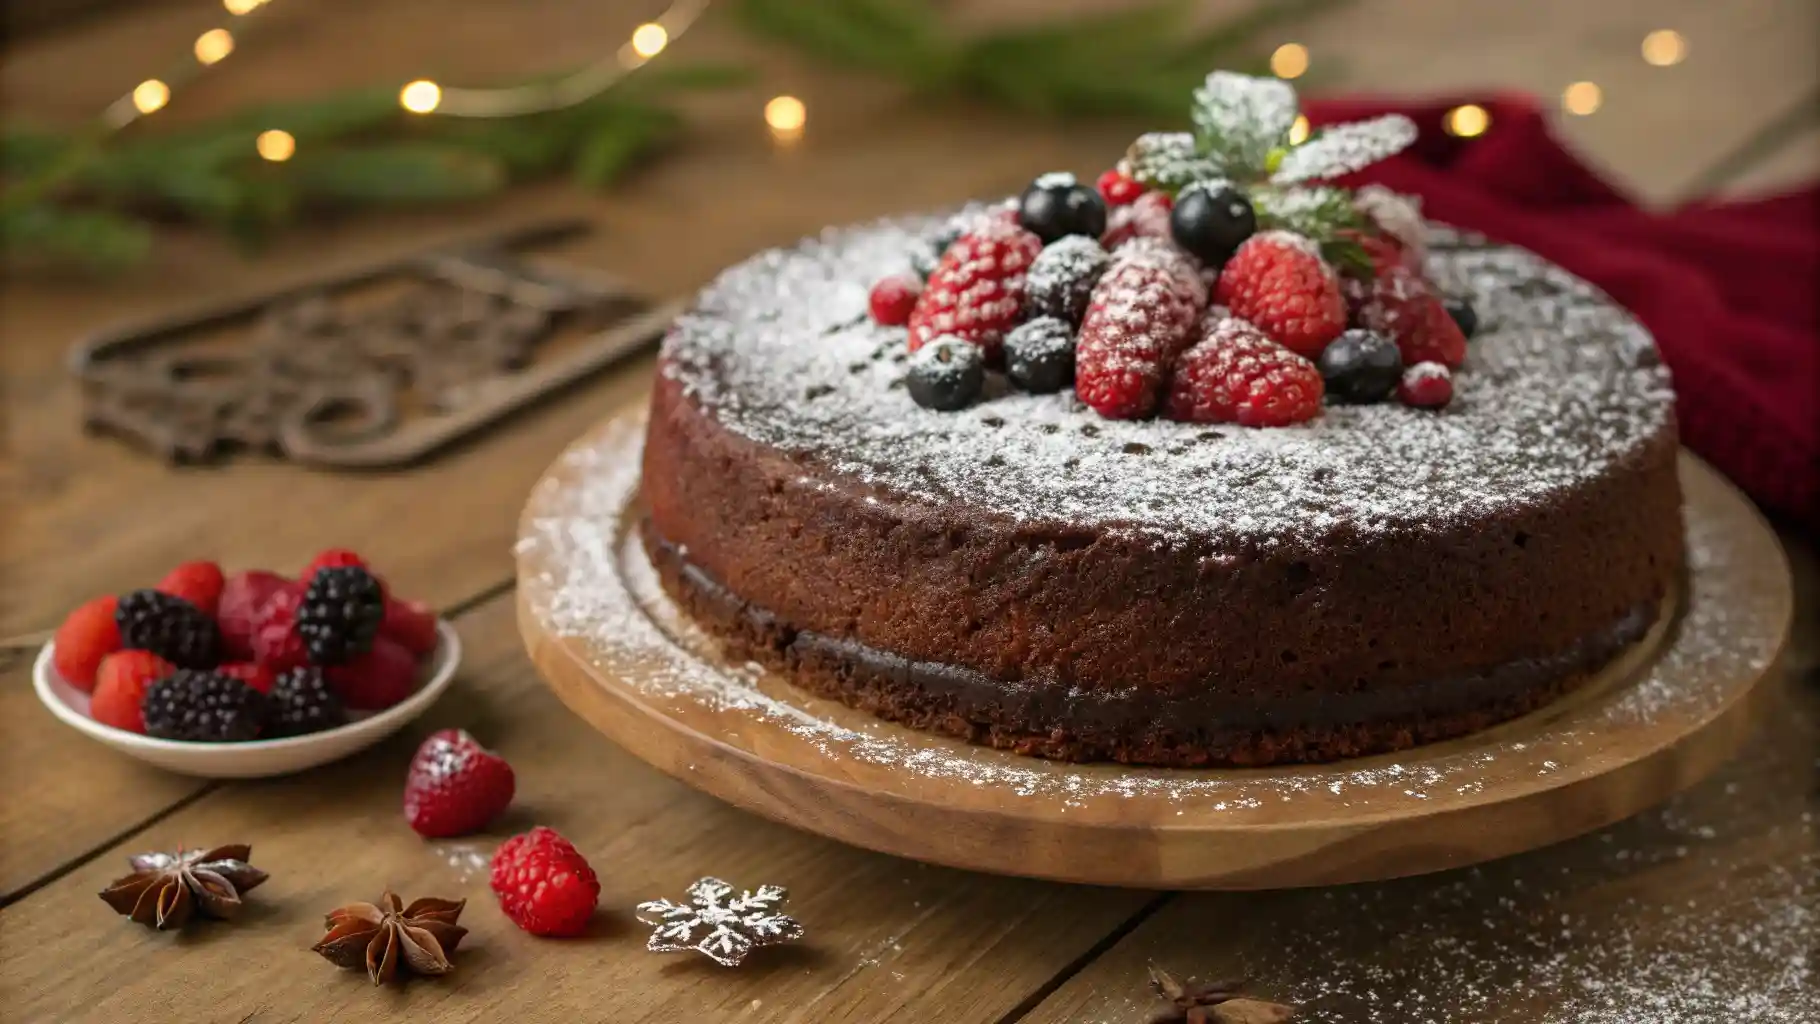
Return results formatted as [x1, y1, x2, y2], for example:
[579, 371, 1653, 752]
[1304, 95, 1820, 529]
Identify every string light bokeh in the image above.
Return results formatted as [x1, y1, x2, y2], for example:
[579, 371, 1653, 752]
[1563, 81, 1602, 116]
[765, 94, 806, 144]
[1642, 29, 1688, 67]
[1444, 103, 1490, 138]
[1270, 43, 1309, 80]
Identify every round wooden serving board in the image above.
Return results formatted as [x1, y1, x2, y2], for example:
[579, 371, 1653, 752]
[516, 416, 1792, 889]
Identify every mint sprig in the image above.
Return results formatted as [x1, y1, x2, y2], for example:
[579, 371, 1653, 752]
[1270, 114, 1417, 184]
[1126, 132, 1224, 193]
[1189, 71, 1298, 176]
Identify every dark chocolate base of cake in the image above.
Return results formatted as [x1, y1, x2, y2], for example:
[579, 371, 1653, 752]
[642, 522, 1662, 768]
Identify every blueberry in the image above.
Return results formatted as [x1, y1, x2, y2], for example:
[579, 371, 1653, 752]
[1018, 172, 1108, 245]
[906, 337, 986, 411]
[1317, 329, 1403, 404]
[1004, 317, 1076, 394]
[1446, 298, 1479, 338]
[1023, 236, 1110, 325]
[1170, 181, 1256, 265]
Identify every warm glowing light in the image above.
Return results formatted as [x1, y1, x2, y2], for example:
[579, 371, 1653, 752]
[1641, 29, 1687, 67]
[1444, 103, 1490, 138]
[223, 0, 259, 14]
[1289, 114, 1311, 145]
[256, 129, 295, 162]
[631, 22, 669, 59]
[194, 28, 234, 65]
[132, 79, 171, 115]
[765, 95, 806, 133]
[400, 80, 442, 114]
[1562, 81, 1602, 116]
[1270, 43, 1309, 80]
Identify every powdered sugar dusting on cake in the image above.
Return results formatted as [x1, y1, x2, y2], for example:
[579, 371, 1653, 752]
[657, 216, 1675, 545]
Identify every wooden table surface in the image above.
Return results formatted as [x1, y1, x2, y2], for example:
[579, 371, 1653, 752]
[2, 2, 1815, 1021]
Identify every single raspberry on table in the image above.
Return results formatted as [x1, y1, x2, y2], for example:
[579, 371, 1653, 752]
[1355, 263, 1468, 369]
[1214, 231, 1347, 359]
[325, 636, 419, 710]
[404, 729, 516, 838]
[906, 218, 1043, 361]
[490, 826, 600, 937]
[249, 583, 309, 672]
[90, 650, 175, 733]
[1165, 314, 1324, 427]
[867, 273, 922, 326]
[156, 562, 225, 617]
[1398, 360, 1455, 408]
[1095, 167, 1146, 207]
[1100, 190, 1173, 250]
[380, 597, 439, 658]
[1073, 238, 1207, 419]
[53, 595, 122, 691]
[218, 661, 277, 694]
[218, 570, 293, 662]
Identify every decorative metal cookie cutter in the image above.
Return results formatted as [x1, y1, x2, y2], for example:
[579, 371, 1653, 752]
[69, 218, 681, 469]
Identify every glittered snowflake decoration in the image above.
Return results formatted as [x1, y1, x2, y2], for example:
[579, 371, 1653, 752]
[635, 877, 804, 967]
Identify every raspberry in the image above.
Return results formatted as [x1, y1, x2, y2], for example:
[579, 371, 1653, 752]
[1095, 168, 1145, 207]
[116, 589, 220, 669]
[1398, 360, 1455, 408]
[91, 650, 174, 733]
[53, 595, 121, 691]
[140, 669, 269, 742]
[218, 570, 292, 662]
[1100, 190, 1173, 250]
[1164, 314, 1324, 427]
[1073, 238, 1207, 419]
[303, 548, 371, 580]
[404, 729, 516, 838]
[218, 661, 277, 694]
[325, 636, 418, 710]
[156, 562, 225, 617]
[266, 667, 347, 738]
[1214, 231, 1347, 359]
[490, 826, 599, 937]
[249, 584, 308, 671]
[905, 218, 1042, 361]
[1355, 264, 1468, 369]
[296, 566, 385, 665]
[867, 273, 922, 326]
[380, 597, 439, 658]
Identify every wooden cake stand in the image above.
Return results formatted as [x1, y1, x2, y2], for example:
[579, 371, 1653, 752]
[516, 416, 1792, 889]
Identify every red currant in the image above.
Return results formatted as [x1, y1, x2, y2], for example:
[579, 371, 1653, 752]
[1095, 168, 1146, 207]
[1397, 362, 1454, 409]
[867, 273, 923, 327]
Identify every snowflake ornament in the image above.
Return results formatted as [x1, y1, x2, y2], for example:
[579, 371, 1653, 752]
[635, 877, 804, 967]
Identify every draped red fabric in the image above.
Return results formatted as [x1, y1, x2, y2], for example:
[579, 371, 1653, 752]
[1303, 95, 1820, 528]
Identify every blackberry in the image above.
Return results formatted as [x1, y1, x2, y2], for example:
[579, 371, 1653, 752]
[1024, 235, 1110, 325]
[905, 337, 985, 411]
[1004, 317, 1077, 394]
[115, 589, 220, 668]
[141, 669, 269, 742]
[266, 667, 347, 738]
[296, 566, 385, 665]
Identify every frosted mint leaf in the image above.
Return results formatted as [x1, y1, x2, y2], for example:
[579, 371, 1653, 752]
[1271, 114, 1418, 184]
[1252, 185, 1363, 241]
[1126, 132, 1223, 194]
[1190, 71, 1299, 175]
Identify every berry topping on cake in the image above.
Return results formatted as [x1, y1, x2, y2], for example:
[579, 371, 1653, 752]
[296, 565, 386, 665]
[1355, 263, 1468, 369]
[1213, 231, 1346, 359]
[1004, 317, 1077, 394]
[1075, 238, 1207, 419]
[1170, 180, 1256, 265]
[1398, 360, 1455, 409]
[905, 218, 1042, 359]
[116, 589, 221, 669]
[867, 273, 922, 326]
[1095, 167, 1145, 207]
[141, 668, 269, 742]
[266, 667, 347, 737]
[1164, 314, 1324, 426]
[1018, 172, 1109, 245]
[906, 336, 986, 411]
[1317, 328, 1404, 405]
[1023, 235, 1111, 325]
[1447, 298, 1479, 338]
[1101, 190, 1174, 250]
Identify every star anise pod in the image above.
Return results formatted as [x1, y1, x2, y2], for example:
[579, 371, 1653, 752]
[312, 892, 467, 985]
[1149, 966, 1295, 1024]
[98, 844, 268, 930]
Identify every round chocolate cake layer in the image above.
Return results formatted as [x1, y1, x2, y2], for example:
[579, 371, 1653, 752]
[640, 216, 1683, 766]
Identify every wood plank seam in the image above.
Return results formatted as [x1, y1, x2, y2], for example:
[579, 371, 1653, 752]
[996, 891, 1175, 1024]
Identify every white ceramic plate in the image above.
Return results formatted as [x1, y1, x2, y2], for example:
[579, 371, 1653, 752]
[32, 621, 461, 779]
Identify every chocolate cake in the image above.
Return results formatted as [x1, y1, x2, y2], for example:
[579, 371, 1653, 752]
[635, 75, 1682, 767]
